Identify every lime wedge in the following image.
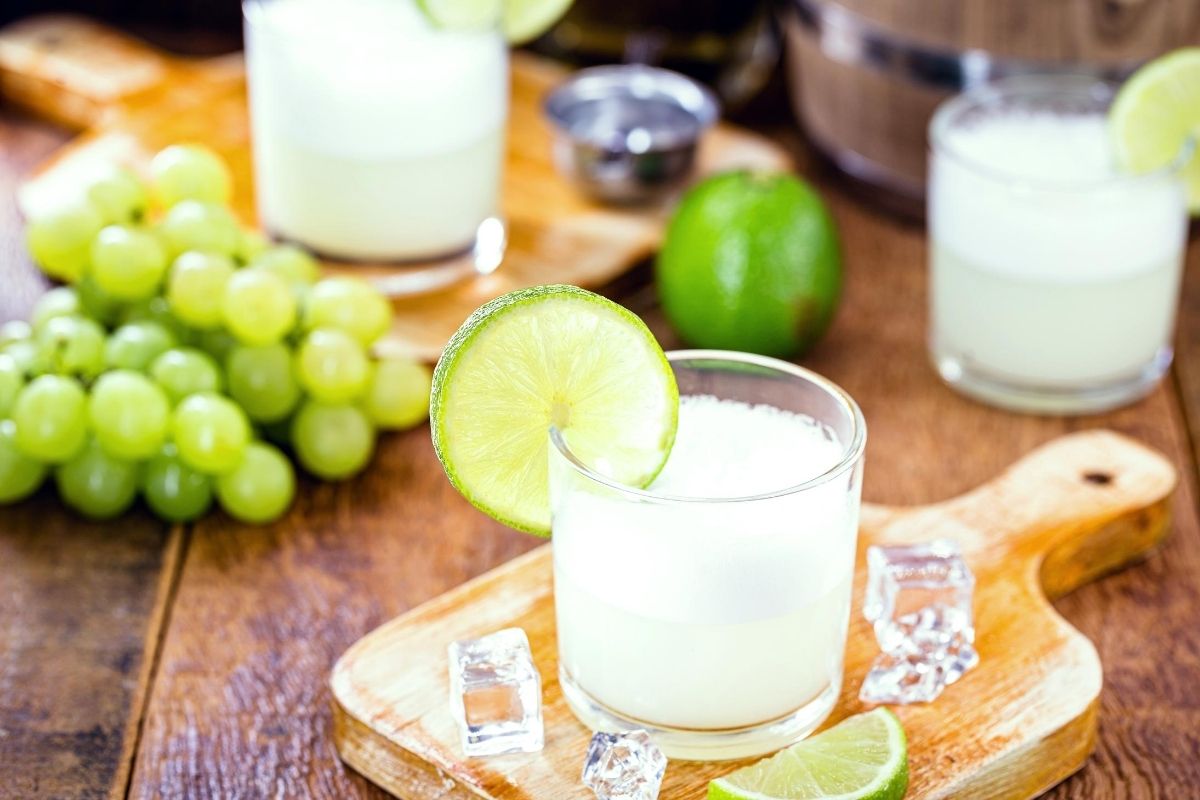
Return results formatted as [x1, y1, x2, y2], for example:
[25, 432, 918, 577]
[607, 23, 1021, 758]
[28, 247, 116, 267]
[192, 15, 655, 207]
[418, 0, 573, 43]
[430, 285, 678, 536]
[709, 709, 909, 800]
[1110, 47, 1200, 213]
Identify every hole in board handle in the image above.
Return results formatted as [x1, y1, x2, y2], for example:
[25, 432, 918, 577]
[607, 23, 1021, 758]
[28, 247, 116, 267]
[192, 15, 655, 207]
[1083, 471, 1114, 486]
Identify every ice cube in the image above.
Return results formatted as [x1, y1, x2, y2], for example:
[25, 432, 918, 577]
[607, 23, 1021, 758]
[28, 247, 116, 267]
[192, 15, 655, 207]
[448, 628, 543, 756]
[860, 539, 979, 704]
[581, 730, 667, 800]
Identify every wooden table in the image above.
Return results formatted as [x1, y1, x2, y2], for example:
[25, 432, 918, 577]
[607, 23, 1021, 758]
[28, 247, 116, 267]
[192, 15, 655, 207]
[2, 80, 1199, 800]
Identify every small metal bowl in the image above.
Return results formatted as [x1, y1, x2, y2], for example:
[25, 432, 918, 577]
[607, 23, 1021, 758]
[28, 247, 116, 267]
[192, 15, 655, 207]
[544, 65, 721, 205]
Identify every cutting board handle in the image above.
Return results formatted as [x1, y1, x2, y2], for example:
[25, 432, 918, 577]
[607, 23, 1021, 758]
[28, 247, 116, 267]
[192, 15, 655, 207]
[0, 15, 178, 129]
[868, 430, 1176, 599]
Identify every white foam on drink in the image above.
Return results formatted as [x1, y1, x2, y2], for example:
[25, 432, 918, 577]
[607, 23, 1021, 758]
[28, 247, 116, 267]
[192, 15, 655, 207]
[649, 395, 844, 498]
[931, 111, 1186, 283]
[942, 112, 1117, 183]
[245, 0, 506, 158]
[551, 394, 858, 624]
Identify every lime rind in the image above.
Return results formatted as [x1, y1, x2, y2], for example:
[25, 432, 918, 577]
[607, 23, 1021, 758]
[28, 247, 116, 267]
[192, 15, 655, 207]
[502, 0, 574, 44]
[1110, 47, 1200, 213]
[417, 0, 573, 43]
[417, 0, 501, 31]
[430, 284, 678, 536]
[708, 709, 909, 800]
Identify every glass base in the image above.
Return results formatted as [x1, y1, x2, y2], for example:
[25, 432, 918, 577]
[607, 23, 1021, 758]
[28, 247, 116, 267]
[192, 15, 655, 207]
[559, 665, 840, 761]
[272, 216, 506, 298]
[933, 346, 1172, 415]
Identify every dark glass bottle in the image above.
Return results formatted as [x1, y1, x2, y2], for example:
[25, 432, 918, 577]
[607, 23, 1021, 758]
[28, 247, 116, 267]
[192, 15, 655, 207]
[531, 0, 779, 111]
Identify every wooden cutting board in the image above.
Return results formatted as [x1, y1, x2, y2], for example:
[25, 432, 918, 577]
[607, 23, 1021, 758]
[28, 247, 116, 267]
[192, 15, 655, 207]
[0, 15, 790, 362]
[330, 430, 1176, 799]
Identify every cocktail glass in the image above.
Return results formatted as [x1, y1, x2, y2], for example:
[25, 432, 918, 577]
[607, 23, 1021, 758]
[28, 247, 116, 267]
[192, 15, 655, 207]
[928, 75, 1191, 414]
[549, 350, 866, 761]
[243, 0, 508, 289]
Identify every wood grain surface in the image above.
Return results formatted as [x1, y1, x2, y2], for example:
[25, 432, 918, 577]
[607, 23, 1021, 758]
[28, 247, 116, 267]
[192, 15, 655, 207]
[331, 431, 1177, 799]
[1, 28, 1199, 800]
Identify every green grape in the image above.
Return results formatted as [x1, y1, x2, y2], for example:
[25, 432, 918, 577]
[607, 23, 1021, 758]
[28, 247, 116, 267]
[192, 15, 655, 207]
[88, 370, 170, 460]
[172, 392, 250, 473]
[291, 400, 374, 480]
[0, 419, 47, 503]
[149, 347, 222, 404]
[222, 269, 296, 346]
[215, 440, 295, 523]
[30, 286, 82, 329]
[151, 144, 233, 207]
[302, 276, 393, 346]
[90, 224, 169, 300]
[0, 353, 25, 418]
[104, 321, 177, 372]
[25, 200, 104, 283]
[226, 342, 301, 423]
[296, 328, 369, 403]
[0, 320, 32, 348]
[84, 164, 148, 224]
[166, 251, 236, 328]
[236, 228, 270, 265]
[12, 374, 87, 462]
[75, 276, 124, 326]
[141, 441, 213, 521]
[157, 200, 240, 257]
[362, 357, 432, 430]
[249, 245, 320, 286]
[4, 340, 41, 376]
[36, 315, 106, 379]
[196, 327, 238, 363]
[55, 437, 139, 519]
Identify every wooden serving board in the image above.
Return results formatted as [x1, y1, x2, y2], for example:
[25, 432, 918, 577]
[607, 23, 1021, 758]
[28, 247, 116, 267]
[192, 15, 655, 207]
[330, 431, 1176, 799]
[0, 15, 790, 362]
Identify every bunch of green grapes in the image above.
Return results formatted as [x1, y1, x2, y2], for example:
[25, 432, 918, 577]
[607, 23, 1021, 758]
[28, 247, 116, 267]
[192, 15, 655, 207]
[1, 144, 433, 525]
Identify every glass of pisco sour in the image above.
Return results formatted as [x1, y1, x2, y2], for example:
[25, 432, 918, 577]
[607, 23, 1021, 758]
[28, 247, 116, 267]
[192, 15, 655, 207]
[928, 71, 1195, 414]
[244, 0, 508, 275]
[430, 286, 866, 761]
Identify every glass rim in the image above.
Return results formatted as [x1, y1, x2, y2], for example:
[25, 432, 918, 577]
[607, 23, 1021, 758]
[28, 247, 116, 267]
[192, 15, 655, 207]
[929, 73, 1196, 193]
[549, 349, 867, 505]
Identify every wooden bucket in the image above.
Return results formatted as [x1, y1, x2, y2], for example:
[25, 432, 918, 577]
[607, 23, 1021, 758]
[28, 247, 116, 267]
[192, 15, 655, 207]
[780, 0, 1199, 210]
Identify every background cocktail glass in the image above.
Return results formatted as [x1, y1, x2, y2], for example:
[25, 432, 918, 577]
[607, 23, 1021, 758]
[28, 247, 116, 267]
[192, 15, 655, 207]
[549, 350, 866, 761]
[243, 0, 508, 268]
[928, 75, 1191, 414]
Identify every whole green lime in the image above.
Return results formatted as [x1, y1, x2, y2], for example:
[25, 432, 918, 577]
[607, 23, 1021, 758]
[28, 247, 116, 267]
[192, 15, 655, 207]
[656, 171, 842, 358]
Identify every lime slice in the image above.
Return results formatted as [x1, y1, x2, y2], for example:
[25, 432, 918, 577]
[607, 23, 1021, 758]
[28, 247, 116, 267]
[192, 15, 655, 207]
[1110, 47, 1200, 213]
[501, 0, 573, 44]
[417, 0, 500, 31]
[709, 709, 909, 800]
[418, 0, 573, 43]
[430, 285, 678, 536]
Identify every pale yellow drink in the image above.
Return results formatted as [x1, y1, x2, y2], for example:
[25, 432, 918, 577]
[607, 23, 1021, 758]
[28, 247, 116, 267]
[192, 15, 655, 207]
[551, 393, 859, 754]
[244, 0, 508, 260]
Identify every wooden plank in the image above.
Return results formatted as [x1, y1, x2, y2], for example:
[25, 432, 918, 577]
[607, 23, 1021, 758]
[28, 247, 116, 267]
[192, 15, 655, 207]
[127, 427, 539, 798]
[0, 116, 180, 800]
[1172, 228, 1200, 483]
[128, 133, 1200, 799]
[330, 431, 1177, 799]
